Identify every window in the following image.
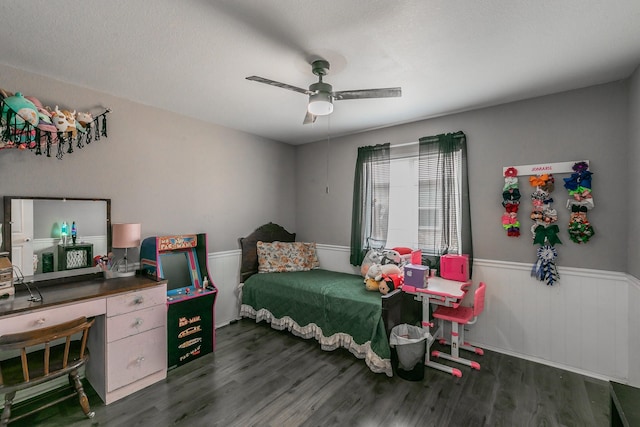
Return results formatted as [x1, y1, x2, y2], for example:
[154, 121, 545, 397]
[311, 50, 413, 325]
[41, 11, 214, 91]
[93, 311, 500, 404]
[385, 150, 462, 256]
[350, 132, 471, 268]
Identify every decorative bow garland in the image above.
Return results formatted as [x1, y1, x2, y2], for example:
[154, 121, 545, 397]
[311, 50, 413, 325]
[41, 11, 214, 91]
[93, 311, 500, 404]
[501, 167, 520, 237]
[531, 244, 560, 286]
[564, 161, 595, 243]
[530, 173, 561, 286]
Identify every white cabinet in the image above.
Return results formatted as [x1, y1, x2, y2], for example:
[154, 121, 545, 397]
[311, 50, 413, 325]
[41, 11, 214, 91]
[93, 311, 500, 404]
[86, 283, 167, 404]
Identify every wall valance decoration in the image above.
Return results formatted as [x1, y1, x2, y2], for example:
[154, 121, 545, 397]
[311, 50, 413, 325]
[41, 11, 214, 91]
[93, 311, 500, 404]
[0, 88, 110, 159]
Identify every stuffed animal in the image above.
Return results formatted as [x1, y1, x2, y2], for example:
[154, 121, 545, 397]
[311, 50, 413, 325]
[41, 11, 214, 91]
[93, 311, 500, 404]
[75, 111, 93, 133]
[364, 277, 380, 291]
[360, 249, 383, 277]
[24, 96, 58, 139]
[51, 106, 77, 138]
[378, 273, 403, 295]
[1, 92, 39, 127]
[379, 249, 402, 266]
[365, 263, 400, 279]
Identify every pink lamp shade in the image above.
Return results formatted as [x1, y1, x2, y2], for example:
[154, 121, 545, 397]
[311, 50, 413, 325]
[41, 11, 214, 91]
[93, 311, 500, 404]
[112, 223, 141, 249]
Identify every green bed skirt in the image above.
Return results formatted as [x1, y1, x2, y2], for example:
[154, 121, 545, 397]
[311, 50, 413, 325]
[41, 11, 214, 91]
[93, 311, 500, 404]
[240, 269, 392, 376]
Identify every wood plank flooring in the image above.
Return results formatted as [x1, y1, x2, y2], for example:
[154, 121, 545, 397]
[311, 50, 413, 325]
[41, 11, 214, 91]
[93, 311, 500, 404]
[9, 319, 610, 426]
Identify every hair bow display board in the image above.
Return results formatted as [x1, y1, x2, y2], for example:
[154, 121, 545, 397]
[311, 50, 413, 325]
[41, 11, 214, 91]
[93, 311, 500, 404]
[501, 159, 593, 286]
[502, 160, 589, 177]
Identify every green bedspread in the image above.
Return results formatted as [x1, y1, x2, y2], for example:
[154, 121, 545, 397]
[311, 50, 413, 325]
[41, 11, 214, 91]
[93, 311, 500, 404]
[240, 269, 391, 375]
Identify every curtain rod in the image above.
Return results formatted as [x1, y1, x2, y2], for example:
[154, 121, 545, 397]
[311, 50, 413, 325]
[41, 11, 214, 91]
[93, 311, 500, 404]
[390, 132, 465, 148]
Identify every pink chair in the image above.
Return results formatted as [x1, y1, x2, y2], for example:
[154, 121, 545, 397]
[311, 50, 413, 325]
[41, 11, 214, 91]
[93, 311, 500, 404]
[431, 282, 486, 370]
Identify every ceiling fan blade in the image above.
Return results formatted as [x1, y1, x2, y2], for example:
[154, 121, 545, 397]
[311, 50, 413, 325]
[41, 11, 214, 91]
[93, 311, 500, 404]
[303, 110, 317, 125]
[246, 76, 313, 95]
[333, 87, 402, 101]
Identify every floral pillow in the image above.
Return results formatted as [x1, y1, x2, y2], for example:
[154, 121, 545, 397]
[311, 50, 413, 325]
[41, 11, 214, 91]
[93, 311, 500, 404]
[257, 241, 320, 273]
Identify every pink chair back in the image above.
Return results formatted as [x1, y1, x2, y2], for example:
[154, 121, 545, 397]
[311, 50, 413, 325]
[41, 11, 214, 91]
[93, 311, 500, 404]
[473, 282, 486, 317]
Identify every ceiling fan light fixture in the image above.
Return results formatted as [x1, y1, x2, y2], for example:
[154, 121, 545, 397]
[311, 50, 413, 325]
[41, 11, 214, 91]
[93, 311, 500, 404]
[308, 92, 333, 116]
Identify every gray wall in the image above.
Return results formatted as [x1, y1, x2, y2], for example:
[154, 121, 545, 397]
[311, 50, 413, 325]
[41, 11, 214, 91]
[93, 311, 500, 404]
[296, 81, 629, 272]
[629, 66, 640, 279]
[0, 63, 296, 252]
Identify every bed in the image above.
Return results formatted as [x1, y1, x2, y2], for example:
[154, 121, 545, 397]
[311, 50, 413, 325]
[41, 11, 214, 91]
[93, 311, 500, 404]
[238, 223, 419, 376]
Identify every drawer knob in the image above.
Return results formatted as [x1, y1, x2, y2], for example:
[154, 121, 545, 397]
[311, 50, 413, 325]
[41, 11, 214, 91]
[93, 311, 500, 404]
[134, 318, 144, 327]
[136, 356, 145, 365]
[36, 318, 46, 325]
[133, 296, 144, 305]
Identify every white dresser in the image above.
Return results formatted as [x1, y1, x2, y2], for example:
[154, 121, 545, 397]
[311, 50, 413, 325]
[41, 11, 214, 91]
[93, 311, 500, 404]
[86, 283, 167, 404]
[0, 275, 168, 406]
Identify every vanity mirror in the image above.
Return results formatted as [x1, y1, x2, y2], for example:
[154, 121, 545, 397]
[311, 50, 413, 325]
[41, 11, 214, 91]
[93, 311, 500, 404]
[2, 196, 111, 280]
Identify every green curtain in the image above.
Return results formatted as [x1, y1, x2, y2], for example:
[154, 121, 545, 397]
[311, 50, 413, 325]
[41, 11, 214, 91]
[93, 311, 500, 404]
[418, 131, 473, 276]
[350, 143, 390, 266]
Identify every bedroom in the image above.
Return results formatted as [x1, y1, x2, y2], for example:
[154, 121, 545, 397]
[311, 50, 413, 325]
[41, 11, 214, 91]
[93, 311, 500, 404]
[1, 1, 640, 425]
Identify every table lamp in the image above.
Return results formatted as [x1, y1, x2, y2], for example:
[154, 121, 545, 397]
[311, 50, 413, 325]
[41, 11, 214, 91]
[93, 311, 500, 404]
[112, 223, 141, 277]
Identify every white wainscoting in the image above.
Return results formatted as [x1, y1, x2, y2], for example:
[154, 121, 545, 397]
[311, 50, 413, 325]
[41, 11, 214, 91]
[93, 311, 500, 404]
[469, 259, 628, 383]
[208, 250, 242, 328]
[207, 245, 636, 383]
[628, 276, 640, 387]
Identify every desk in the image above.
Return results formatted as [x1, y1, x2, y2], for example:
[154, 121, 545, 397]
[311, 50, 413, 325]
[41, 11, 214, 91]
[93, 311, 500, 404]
[0, 275, 167, 405]
[403, 277, 470, 377]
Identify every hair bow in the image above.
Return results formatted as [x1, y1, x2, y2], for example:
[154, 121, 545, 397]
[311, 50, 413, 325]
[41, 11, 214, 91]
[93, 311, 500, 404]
[503, 176, 519, 191]
[566, 198, 594, 210]
[531, 244, 559, 286]
[505, 203, 519, 213]
[507, 227, 520, 237]
[504, 167, 518, 177]
[531, 189, 550, 200]
[568, 222, 595, 244]
[572, 161, 589, 172]
[529, 175, 549, 187]
[502, 188, 521, 201]
[533, 224, 562, 246]
[543, 208, 558, 223]
[563, 171, 592, 191]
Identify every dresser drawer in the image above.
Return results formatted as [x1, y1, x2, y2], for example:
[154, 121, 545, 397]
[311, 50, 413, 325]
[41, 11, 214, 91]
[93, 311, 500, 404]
[0, 299, 105, 336]
[106, 326, 166, 392]
[107, 304, 166, 343]
[106, 285, 166, 317]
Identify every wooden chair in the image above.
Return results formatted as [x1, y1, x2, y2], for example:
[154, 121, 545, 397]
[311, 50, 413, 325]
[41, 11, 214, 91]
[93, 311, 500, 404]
[0, 317, 95, 425]
[431, 282, 486, 370]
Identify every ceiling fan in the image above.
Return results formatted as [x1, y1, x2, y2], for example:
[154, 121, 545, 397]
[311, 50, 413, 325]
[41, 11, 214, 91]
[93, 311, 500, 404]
[246, 59, 402, 124]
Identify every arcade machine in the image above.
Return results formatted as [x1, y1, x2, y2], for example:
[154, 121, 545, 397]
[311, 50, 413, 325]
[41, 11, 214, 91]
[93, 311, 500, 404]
[140, 233, 217, 368]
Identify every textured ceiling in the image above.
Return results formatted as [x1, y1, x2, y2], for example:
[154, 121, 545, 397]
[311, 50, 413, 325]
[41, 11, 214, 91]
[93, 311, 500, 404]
[1, 1, 640, 145]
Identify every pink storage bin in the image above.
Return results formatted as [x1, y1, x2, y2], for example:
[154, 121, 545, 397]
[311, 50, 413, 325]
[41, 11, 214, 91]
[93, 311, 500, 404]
[440, 254, 469, 282]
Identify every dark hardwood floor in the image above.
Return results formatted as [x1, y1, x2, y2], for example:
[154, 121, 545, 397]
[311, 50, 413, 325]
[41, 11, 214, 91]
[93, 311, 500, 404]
[9, 319, 609, 426]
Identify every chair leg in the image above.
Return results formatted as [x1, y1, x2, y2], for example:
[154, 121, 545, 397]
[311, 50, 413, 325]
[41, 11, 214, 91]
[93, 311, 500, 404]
[69, 370, 95, 419]
[438, 324, 485, 355]
[431, 321, 482, 370]
[1, 392, 15, 427]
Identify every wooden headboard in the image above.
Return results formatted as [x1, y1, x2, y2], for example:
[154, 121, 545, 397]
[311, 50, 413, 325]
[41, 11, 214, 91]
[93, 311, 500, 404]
[238, 222, 296, 283]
